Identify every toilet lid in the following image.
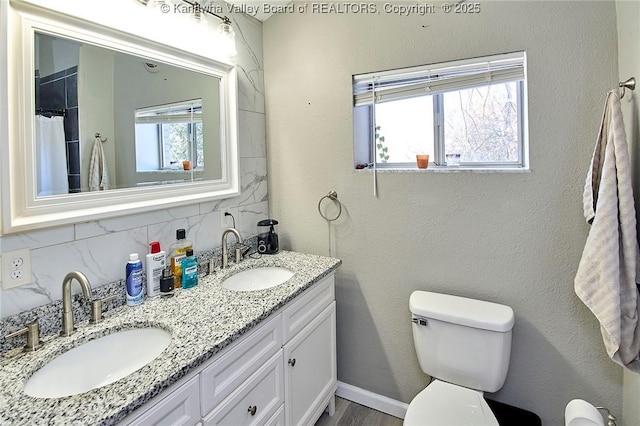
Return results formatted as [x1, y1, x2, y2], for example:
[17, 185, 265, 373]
[404, 380, 499, 426]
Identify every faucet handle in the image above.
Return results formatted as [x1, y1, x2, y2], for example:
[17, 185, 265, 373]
[90, 295, 118, 324]
[209, 258, 216, 274]
[4, 320, 41, 352]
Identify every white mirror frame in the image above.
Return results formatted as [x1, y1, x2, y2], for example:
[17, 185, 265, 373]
[1, 2, 240, 234]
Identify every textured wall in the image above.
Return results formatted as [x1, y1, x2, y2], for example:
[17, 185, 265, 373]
[263, 1, 622, 424]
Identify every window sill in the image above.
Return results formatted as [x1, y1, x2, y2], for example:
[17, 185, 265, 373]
[354, 166, 531, 174]
[137, 169, 204, 174]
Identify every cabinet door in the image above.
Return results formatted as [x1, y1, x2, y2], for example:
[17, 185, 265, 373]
[284, 302, 337, 426]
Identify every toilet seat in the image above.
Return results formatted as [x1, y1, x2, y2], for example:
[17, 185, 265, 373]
[404, 380, 499, 426]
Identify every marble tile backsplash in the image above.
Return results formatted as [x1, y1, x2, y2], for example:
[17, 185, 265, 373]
[0, 11, 268, 320]
[234, 15, 265, 114]
[0, 203, 268, 318]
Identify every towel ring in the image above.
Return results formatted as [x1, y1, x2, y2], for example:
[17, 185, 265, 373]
[318, 190, 343, 222]
[95, 133, 108, 143]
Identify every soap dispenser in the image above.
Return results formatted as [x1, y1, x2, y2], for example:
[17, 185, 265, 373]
[146, 241, 165, 298]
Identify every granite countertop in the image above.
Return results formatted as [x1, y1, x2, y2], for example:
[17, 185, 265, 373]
[0, 250, 341, 426]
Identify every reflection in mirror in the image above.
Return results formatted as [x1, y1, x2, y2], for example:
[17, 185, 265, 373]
[135, 99, 204, 174]
[34, 32, 222, 196]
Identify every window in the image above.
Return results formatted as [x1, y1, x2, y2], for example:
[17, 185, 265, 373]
[353, 52, 528, 169]
[134, 99, 203, 172]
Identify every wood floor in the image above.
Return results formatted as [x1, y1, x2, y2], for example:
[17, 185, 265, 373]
[315, 397, 404, 426]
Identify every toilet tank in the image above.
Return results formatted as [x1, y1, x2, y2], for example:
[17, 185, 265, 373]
[410, 291, 514, 393]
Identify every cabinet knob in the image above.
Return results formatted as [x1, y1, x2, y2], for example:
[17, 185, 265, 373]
[248, 405, 257, 416]
[288, 358, 296, 367]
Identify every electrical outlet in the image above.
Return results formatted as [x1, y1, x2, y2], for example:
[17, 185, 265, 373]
[1, 248, 32, 289]
[220, 208, 238, 230]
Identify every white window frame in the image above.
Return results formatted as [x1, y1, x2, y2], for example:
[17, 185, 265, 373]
[158, 121, 203, 169]
[135, 99, 203, 171]
[353, 52, 529, 170]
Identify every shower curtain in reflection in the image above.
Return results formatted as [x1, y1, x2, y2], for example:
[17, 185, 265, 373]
[35, 115, 69, 196]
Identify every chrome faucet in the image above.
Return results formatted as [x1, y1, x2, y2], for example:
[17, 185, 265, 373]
[221, 228, 243, 269]
[61, 271, 93, 337]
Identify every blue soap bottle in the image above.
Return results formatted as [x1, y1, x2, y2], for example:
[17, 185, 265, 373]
[181, 249, 198, 289]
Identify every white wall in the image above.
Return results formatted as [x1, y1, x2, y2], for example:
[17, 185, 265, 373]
[112, 52, 221, 186]
[618, 0, 640, 424]
[78, 44, 116, 191]
[35, 33, 80, 78]
[0, 1, 268, 317]
[263, 1, 622, 424]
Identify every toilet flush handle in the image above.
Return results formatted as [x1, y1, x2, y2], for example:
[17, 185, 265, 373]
[595, 407, 616, 426]
[412, 317, 428, 326]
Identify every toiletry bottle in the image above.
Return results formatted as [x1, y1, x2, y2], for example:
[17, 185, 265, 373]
[169, 229, 193, 289]
[181, 249, 198, 289]
[146, 241, 165, 298]
[126, 253, 144, 306]
[160, 267, 174, 297]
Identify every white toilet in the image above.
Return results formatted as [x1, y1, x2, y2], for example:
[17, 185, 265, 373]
[404, 290, 515, 426]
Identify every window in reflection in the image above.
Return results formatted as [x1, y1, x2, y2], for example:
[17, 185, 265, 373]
[135, 99, 204, 172]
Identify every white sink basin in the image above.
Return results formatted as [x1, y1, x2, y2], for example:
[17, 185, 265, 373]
[222, 266, 294, 291]
[24, 328, 171, 398]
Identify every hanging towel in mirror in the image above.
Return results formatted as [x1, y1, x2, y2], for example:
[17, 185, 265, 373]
[89, 136, 110, 191]
[575, 90, 640, 371]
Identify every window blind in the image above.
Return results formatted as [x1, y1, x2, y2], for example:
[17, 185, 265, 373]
[353, 51, 526, 107]
[135, 113, 202, 125]
[135, 99, 202, 124]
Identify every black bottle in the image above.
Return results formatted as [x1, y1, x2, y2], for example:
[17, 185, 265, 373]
[160, 267, 174, 297]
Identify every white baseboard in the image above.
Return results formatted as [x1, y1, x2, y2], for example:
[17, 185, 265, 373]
[336, 381, 409, 420]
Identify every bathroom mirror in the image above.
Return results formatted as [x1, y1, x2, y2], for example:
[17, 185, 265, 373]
[35, 32, 222, 195]
[1, 5, 239, 233]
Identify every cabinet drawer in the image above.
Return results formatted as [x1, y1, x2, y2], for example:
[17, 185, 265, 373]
[282, 274, 334, 342]
[200, 313, 283, 415]
[264, 405, 285, 426]
[202, 350, 284, 426]
[126, 375, 200, 426]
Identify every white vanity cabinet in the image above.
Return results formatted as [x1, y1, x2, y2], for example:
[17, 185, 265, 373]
[200, 314, 284, 415]
[126, 376, 201, 426]
[202, 351, 284, 425]
[120, 273, 336, 426]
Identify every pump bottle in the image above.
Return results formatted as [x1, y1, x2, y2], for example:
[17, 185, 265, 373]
[146, 241, 165, 298]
